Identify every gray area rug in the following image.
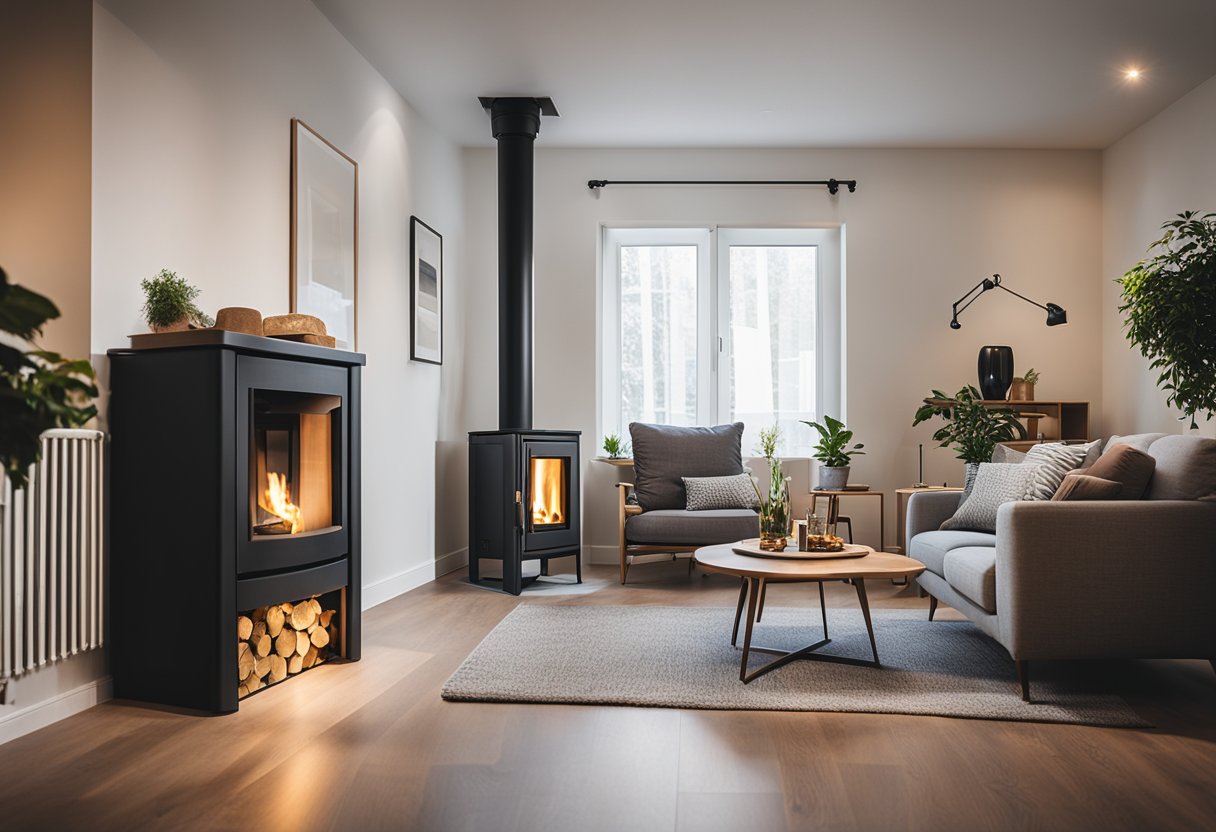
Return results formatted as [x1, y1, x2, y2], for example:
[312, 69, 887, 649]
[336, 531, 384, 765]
[442, 605, 1149, 727]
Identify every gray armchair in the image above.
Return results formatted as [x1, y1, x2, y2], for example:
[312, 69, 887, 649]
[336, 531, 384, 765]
[907, 434, 1216, 700]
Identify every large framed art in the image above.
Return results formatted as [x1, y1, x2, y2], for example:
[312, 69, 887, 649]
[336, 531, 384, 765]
[290, 118, 358, 350]
[410, 216, 443, 364]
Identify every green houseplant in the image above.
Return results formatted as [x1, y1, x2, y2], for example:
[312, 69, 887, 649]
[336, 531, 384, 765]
[601, 433, 630, 459]
[1118, 211, 1216, 429]
[802, 415, 864, 490]
[0, 267, 98, 489]
[749, 425, 791, 551]
[141, 268, 214, 331]
[913, 385, 1027, 485]
[1010, 367, 1040, 401]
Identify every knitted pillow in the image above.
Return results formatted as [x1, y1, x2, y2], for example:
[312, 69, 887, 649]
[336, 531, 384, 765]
[683, 473, 759, 511]
[1022, 441, 1100, 501]
[941, 463, 1039, 533]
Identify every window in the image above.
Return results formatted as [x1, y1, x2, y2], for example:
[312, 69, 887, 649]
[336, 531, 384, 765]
[601, 227, 841, 456]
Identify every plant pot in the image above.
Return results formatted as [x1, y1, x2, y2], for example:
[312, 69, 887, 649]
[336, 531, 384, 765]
[978, 345, 1015, 400]
[1009, 379, 1035, 401]
[150, 315, 192, 333]
[818, 465, 850, 491]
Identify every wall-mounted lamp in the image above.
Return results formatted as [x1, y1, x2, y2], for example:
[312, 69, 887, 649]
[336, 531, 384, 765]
[950, 274, 1067, 329]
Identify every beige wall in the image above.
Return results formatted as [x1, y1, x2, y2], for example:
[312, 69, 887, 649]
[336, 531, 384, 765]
[461, 147, 1105, 561]
[0, 0, 92, 358]
[1101, 74, 1216, 438]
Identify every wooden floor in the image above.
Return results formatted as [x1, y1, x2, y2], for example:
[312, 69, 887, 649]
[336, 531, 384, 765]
[2, 560, 1214, 832]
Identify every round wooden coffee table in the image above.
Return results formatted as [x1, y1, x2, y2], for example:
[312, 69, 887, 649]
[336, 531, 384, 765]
[694, 543, 926, 683]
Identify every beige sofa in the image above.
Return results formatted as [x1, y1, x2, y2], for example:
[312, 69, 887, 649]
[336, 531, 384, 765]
[906, 433, 1216, 700]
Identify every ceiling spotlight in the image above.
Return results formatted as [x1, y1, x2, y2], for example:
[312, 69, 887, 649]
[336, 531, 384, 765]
[1124, 68, 1142, 81]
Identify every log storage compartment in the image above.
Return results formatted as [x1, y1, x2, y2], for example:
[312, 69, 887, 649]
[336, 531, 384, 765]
[108, 331, 364, 714]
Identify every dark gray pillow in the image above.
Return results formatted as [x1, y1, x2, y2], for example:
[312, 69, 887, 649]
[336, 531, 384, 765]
[629, 422, 744, 510]
[683, 473, 759, 511]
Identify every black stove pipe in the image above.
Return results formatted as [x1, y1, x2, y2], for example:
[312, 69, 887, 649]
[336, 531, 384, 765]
[488, 98, 542, 431]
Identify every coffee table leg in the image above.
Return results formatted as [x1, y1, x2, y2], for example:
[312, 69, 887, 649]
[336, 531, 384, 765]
[731, 577, 748, 647]
[739, 577, 762, 682]
[853, 578, 879, 665]
[756, 579, 768, 622]
[818, 581, 828, 639]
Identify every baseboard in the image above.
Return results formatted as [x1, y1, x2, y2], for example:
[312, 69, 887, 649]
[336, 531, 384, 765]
[361, 547, 469, 610]
[587, 544, 617, 565]
[0, 676, 112, 746]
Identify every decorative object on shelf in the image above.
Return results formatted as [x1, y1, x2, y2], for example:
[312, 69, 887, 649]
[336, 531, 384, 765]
[1009, 367, 1040, 401]
[750, 425, 791, 551]
[602, 433, 629, 459]
[0, 267, 97, 489]
[914, 443, 928, 488]
[214, 307, 263, 336]
[263, 313, 337, 348]
[410, 215, 443, 364]
[949, 273, 1067, 329]
[913, 385, 1027, 487]
[291, 118, 357, 351]
[803, 414, 864, 491]
[1118, 210, 1216, 429]
[977, 345, 1015, 400]
[141, 268, 213, 332]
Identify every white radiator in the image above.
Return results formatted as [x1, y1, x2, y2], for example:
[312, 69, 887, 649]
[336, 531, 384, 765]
[1, 429, 105, 682]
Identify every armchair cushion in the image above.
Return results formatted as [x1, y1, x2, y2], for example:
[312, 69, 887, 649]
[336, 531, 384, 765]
[629, 422, 745, 510]
[1146, 435, 1216, 501]
[909, 529, 996, 576]
[625, 508, 759, 545]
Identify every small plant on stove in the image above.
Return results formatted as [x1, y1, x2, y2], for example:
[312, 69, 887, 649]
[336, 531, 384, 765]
[602, 433, 629, 459]
[141, 268, 214, 331]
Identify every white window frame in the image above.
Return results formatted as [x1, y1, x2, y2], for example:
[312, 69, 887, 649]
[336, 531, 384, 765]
[599, 225, 843, 451]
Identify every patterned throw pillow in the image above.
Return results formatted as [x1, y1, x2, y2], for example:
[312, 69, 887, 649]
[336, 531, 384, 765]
[683, 473, 758, 511]
[1022, 441, 1101, 501]
[940, 463, 1039, 533]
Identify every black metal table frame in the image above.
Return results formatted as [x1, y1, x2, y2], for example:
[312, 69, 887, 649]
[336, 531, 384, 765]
[730, 575, 879, 684]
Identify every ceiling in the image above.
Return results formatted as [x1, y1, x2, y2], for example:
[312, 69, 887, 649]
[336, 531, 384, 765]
[314, 0, 1216, 149]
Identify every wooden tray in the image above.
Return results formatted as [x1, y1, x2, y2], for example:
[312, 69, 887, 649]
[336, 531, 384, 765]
[731, 539, 870, 560]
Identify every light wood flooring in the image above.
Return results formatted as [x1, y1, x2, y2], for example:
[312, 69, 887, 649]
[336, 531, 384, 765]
[1, 559, 1214, 832]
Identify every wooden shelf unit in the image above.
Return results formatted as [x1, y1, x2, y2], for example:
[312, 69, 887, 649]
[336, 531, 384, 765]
[981, 400, 1090, 451]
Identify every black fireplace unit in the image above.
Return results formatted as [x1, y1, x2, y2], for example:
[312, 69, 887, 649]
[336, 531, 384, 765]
[108, 331, 363, 713]
[469, 429, 581, 595]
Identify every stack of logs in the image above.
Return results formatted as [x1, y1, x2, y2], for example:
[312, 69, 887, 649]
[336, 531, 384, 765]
[237, 597, 338, 698]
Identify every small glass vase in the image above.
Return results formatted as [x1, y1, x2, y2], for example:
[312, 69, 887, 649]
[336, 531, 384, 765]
[758, 497, 792, 551]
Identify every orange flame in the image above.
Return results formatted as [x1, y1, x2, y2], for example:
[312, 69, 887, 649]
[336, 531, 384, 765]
[263, 471, 303, 533]
[530, 458, 566, 526]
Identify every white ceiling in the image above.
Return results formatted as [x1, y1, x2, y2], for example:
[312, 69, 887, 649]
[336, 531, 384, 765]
[314, 0, 1216, 149]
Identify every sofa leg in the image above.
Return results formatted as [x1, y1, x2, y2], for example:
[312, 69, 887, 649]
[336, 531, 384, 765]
[1015, 660, 1030, 702]
[928, 595, 938, 621]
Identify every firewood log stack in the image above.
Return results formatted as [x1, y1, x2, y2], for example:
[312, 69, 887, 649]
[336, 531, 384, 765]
[237, 597, 338, 698]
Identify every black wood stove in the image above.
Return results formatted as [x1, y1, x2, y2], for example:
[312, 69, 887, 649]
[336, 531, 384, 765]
[108, 332, 363, 713]
[469, 96, 582, 594]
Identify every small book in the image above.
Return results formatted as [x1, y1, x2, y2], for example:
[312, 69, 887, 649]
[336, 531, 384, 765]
[843, 483, 870, 491]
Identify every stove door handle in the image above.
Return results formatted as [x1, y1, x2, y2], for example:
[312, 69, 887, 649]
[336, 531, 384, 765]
[515, 489, 525, 530]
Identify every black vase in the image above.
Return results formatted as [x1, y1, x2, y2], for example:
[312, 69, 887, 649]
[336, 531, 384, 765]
[977, 346, 1014, 400]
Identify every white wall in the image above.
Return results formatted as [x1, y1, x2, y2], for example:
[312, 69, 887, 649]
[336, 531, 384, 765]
[1101, 74, 1216, 438]
[462, 147, 1104, 560]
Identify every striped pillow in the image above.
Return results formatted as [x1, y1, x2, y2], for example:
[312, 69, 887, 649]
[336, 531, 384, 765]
[1022, 441, 1101, 501]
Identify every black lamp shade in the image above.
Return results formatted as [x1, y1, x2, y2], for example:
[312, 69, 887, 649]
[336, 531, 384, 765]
[1046, 304, 1067, 326]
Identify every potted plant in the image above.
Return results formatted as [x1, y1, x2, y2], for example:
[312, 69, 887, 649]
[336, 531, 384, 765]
[0, 267, 98, 489]
[802, 415, 865, 490]
[913, 385, 1027, 485]
[749, 425, 791, 551]
[1009, 368, 1040, 401]
[601, 434, 630, 459]
[1119, 210, 1216, 429]
[141, 269, 214, 332]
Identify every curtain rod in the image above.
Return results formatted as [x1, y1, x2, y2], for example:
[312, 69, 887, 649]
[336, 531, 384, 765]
[587, 178, 858, 195]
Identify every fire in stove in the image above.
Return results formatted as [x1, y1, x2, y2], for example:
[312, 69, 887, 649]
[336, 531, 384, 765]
[530, 457, 567, 526]
[256, 471, 303, 534]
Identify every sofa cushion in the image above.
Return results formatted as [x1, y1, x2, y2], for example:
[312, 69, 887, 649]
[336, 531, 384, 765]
[625, 508, 759, 545]
[990, 445, 1027, 464]
[941, 463, 1039, 532]
[629, 422, 745, 510]
[1051, 474, 1123, 501]
[1146, 435, 1216, 501]
[1085, 443, 1156, 500]
[1022, 440, 1101, 500]
[683, 473, 759, 511]
[1105, 432, 1168, 453]
[908, 530, 997, 576]
[943, 547, 998, 613]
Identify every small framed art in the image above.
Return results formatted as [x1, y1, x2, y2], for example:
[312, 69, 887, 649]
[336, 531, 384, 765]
[410, 216, 443, 364]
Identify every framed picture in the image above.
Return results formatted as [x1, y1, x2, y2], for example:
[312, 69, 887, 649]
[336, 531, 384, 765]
[290, 118, 358, 350]
[410, 216, 443, 364]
